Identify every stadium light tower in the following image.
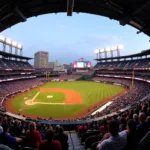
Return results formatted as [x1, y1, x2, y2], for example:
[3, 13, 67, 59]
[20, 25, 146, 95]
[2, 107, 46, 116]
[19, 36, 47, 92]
[0, 34, 23, 59]
[12, 41, 18, 59]
[111, 46, 117, 57]
[106, 47, 111, 58]
[117, 44, 124, 57]
[6, 38, 13, 54]
[0, 35, 6, 52]
[17, 44, 23, 56]
[99, 49, 104, 59]
[94, 49, 99, 59]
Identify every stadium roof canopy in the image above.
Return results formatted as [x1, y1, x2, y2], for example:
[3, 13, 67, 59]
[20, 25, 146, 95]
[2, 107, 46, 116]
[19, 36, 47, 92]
[0, 0, 150, 36]
[95, 49, 150, 61]
[0, 51, 32, 60]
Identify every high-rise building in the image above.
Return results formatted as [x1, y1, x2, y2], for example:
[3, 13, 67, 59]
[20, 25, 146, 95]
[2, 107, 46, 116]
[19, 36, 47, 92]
[34, 51, 48, 68]
[48, 62, 54, 69]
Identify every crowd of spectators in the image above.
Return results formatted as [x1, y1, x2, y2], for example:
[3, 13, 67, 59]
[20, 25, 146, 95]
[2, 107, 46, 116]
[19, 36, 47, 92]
[0, 59, 33, 70]
[77, 97, 150, 150]
[0, 115, 69, 150]
[0, 78, 42, 97]
[95, 72, 150, 81]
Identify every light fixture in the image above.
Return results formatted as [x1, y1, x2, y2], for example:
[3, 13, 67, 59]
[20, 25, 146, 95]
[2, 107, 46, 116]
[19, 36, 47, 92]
[100, 48, 104, 52]
[6, 38, 12, 45]
[0, 35, 5, 42]
[94, 49, 99, 54]
[111, 46, 117, 51]
[12, 41, 17, 47]
[17, 43, 22, 49]
[106, 47, 111, 52]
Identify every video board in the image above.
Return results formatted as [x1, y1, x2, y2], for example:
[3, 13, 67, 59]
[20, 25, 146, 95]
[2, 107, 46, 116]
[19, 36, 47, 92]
[73, 61, 91, 68]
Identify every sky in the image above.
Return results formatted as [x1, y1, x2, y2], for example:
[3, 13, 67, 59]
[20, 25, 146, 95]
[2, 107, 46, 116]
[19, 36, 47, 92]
[1, 13, 150, 66]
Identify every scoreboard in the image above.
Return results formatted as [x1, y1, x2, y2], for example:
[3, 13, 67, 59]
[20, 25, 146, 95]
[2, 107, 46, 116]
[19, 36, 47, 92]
[73, 61, 91, 68]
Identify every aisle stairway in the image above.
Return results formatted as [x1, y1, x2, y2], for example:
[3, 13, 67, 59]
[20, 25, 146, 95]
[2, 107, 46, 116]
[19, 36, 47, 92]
[68, 131, 84, 150]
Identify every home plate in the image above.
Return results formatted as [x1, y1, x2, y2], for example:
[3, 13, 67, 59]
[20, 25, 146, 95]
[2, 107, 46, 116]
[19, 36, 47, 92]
[47, 95, 53, 98]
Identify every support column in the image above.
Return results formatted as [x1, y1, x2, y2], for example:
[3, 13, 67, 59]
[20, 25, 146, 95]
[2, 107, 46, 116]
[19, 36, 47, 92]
[3, 43, 6, 52]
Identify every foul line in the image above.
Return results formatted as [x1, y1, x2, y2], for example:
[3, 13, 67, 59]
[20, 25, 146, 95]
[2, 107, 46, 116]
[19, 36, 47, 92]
[31, 92, 40, 102]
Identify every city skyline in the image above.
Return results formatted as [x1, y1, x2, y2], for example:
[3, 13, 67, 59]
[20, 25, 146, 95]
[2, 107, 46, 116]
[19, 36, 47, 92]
[1, 13, 150, 66]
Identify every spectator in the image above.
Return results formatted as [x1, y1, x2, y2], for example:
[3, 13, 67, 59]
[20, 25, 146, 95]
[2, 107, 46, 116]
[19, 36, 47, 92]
[26, 122, 42, 148]
[125, 119, 139, 150]
[133, 114, 140, 125]
[55, 125, 60, 136]
[39, 129, 62, 150]
[97, 120, 127, 150]
[137, 112, 149, 141]
[54, 127, 68, 150]
[99, 120, 108, 136]
[0, 125, 22, 149]
[119, 118, 127, 131]
[47, 124, 53, 130]
[10, 120, 23, 137]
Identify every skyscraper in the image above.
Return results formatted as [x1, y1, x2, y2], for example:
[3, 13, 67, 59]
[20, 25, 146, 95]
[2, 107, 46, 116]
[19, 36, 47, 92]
[34, 51, 48, 68]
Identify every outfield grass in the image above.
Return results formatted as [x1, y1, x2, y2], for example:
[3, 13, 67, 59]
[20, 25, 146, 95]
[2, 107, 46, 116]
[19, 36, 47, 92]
[11, 81, 125, 118]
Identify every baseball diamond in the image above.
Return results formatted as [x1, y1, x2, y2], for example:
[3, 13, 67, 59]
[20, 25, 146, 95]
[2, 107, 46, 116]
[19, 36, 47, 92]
[5, 81, 126, 119]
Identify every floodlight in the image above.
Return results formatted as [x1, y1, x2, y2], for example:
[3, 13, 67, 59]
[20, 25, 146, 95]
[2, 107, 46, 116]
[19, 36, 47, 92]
[0, 35, 5, 42]
[12, 41, 17, 47]
[94, 49, 99, 54]
[111, 46, 117, 51]
[106, 47, 111, 52]
[100, 49, 104, 52]
[6, 38, 12, 45]
[118, 44, 124, 50]
[17, 43, 22, 49]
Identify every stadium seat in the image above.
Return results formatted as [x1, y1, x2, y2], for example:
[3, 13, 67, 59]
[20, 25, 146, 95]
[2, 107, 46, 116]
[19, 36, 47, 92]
[85, 135, 101, 149]
[91, 141, 99, 150]
[81, 130, 99, 143]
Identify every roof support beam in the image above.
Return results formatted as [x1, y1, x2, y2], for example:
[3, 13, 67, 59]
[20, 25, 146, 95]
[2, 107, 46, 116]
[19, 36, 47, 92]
[14, 7, 26, 22]
[120, 0, 150, 26]
[67, 0, 74, 16]
[0, 13, 13, 22]
[0, 3, 9, 13]
[133, 0, 150, 15]
[137, 26, 150, 34]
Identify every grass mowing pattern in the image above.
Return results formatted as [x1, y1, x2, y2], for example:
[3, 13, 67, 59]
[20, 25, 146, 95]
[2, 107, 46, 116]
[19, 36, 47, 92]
[12, 81, 125, 118]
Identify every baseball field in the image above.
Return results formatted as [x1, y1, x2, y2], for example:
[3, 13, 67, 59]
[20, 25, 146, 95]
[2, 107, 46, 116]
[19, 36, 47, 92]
[5, 81, 126, 119]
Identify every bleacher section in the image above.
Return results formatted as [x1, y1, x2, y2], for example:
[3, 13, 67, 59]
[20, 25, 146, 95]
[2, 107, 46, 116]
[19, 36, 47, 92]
[0, 59, 33, 70]
[95, 58, 150, 70]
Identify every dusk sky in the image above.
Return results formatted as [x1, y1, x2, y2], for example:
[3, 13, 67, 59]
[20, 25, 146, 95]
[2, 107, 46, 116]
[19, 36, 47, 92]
[1, 13, 150, 66]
